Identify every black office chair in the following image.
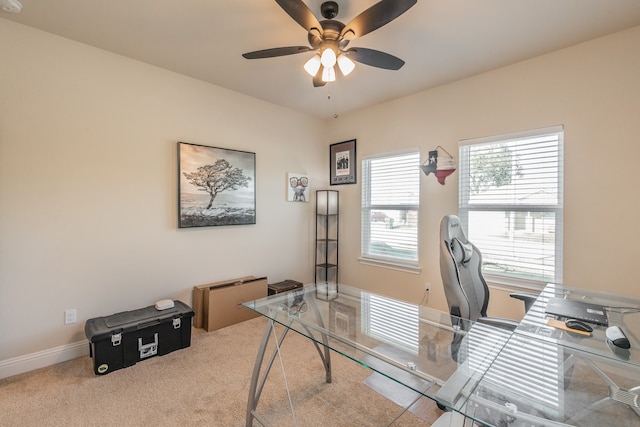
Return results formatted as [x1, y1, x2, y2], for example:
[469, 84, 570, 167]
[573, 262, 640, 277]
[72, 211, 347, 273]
[439, 214, 537, 331]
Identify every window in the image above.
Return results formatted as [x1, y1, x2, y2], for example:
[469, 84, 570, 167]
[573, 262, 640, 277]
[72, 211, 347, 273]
[459, 126, 563, 286]
[361, 151, 420, 271]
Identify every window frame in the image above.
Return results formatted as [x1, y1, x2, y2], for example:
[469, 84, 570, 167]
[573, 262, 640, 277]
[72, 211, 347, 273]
[458, 125, 564, 290]
[359, 150, 421, 274]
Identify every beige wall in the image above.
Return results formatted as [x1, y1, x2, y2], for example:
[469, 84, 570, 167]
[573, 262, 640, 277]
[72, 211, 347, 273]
[0, 20, 325, 362]
[326, 25, 640, 319]
[2, 17, 639, 372]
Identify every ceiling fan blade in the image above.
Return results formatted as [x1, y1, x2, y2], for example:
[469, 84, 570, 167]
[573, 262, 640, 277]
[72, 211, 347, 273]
[344, 47, 405, 70]
[341, 0, 417, 41]
[275, 0, 323, 34]
[242, 46, 312, 59]
[313, 66, 326, 87]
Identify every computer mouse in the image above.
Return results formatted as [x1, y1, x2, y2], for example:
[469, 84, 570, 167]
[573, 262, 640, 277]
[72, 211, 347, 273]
[606, 326, 631, 349]
[565, 319, 593, 333]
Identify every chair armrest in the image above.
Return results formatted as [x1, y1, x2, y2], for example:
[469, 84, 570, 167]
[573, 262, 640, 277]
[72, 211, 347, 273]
[477, 316, 518, 331]
[510, 292, 539, 312]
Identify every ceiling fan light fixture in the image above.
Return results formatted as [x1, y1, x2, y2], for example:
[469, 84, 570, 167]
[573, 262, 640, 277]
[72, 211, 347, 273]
[337, 54, 355, 76]
[322, 66, 336, 82]
[320, 48, 337, 68]
[242, 0, 417, 87]
[304, 54, 322, 77]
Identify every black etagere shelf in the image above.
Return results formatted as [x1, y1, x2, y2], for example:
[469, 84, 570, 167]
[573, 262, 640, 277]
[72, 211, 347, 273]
[315, 190, 338, 300]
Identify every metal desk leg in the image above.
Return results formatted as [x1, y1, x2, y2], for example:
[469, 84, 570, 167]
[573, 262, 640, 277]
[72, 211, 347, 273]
[304, 297, 332, 384]
[246, 318, 291, 427]
[567, 359, 640, 423]
[245, 304, 333, 426]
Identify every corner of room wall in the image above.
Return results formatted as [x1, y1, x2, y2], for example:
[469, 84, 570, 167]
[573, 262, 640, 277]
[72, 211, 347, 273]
[0, 19, 327, 376]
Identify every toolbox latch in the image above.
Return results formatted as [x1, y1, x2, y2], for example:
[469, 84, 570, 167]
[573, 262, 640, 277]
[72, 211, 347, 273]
[173, 318, 181, 329]
[138, 333, 158, 359]
[111, 333, 122, 346]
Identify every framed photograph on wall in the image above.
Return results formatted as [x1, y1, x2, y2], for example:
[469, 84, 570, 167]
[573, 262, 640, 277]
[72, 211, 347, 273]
[287, 173, 309, 202]
[178, 142, 256, 228]
[330, 139, 357, 185]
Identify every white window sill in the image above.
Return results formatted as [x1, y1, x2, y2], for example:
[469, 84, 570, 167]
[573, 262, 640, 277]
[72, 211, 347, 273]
[358, 256, 422, 274]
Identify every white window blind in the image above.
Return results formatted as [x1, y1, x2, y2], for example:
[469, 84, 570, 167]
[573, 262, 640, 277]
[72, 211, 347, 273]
[361, 151, 420, 269]
[459, 126, 563, 285]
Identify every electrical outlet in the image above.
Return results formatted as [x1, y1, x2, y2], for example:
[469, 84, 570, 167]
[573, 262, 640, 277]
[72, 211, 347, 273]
[64, 309, 77, 325]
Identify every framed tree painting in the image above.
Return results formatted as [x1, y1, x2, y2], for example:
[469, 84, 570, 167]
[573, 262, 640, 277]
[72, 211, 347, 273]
[330, 139, 357, 185]
[178, 142, 256, 228]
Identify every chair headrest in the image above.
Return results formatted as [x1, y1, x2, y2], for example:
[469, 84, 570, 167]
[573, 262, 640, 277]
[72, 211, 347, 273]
[441, 215, 475, 264]
[451, 238, 473, 264]
[441, 214, 465, 240]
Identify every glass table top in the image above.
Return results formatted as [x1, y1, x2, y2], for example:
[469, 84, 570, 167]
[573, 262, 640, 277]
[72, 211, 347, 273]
[517, 283, 640, 366]
[244, 283, 640, 426]
[243, 284, 511, 424]
[465, 283, 640, 426]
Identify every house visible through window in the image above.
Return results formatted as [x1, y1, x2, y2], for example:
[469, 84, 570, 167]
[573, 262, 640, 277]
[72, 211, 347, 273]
[459, 126, 564, 286]
[361, 151, 420, 271]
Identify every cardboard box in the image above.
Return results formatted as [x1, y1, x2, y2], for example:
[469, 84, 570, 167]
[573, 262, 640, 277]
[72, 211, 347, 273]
[192, 276, 267, 331]
[192, 276, 254, 329]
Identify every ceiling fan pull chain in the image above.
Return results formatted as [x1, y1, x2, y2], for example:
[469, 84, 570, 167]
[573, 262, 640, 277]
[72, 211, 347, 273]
[333, 81, 339, 118]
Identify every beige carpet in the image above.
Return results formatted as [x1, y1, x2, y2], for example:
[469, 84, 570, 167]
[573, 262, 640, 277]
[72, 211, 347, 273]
[0, 317, 443, 426]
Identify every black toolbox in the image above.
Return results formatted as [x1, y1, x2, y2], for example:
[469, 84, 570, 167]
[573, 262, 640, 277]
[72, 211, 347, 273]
[84, 300, 194, 375]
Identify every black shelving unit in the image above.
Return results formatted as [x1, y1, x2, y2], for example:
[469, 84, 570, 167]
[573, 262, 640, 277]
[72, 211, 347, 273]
[315, 190, 338, 300]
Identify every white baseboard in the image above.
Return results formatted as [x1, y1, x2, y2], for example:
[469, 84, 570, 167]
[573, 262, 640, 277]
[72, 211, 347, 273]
[0, 340, 89, 380]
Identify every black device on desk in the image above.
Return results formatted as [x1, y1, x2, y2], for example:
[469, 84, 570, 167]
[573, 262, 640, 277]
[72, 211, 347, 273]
[545, 297, 609, 326]
[565, 319, 593, 333]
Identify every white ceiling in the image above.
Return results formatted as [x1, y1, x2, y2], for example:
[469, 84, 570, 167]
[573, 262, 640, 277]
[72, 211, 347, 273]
[3, 0, 640, 118]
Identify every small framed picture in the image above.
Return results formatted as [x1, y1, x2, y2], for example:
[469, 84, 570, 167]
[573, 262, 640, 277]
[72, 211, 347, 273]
[287, 173, 309, 202]
[330, 139, 357, 185]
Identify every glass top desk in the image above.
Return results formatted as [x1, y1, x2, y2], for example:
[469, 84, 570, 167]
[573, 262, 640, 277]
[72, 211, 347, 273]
[242, 284, 511, 427]
[457, 283, 640, 426]
[243, 283, 640, 426]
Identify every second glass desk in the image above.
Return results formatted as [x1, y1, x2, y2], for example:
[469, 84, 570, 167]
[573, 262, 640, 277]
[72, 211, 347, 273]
[460, 283, 640, 426]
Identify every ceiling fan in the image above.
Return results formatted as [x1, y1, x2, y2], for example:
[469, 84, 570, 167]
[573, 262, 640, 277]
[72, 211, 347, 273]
[242, 0, 417, 87]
